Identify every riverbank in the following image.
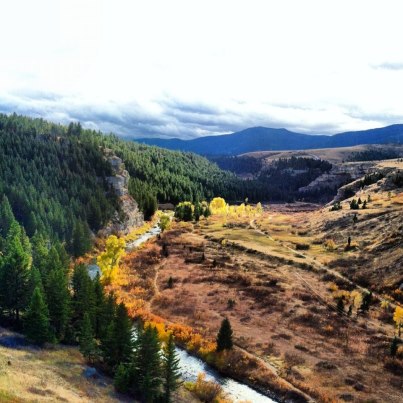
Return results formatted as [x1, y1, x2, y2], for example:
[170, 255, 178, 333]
[108, 219, 314, 403]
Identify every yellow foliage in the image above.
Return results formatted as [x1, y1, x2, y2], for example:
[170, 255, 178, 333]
[97, 235, 126, 285]
[380, 300, 390, 309]
[351, 290, 363, 309]
[210, 197, 227, 214]
[158, 213, 171, 232]
[144, 321, 172, 344]
[328, 282, 339, 292]
[393, 306, 403, 328]
[324, 239, 336, 251]
[125, 221, 154, 242]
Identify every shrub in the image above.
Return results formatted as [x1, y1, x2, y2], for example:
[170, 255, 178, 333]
[295, 243, 310, 251]
[324, 239, 336, 251]
[187, 373, 223, 402]
[384, 357, 403, 375]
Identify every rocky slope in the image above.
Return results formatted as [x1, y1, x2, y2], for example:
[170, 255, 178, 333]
[100, 151, 144, 236]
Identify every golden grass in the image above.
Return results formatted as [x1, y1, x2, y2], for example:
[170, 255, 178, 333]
[0, 329, 120, 402]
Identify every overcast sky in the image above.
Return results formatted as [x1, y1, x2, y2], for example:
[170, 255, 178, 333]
[1, 0, 403, 139]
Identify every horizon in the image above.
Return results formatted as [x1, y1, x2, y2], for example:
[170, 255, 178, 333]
[1, 0, 403, 139]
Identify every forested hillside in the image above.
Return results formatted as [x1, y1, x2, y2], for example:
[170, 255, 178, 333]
[0, 113, 264, 244]
[0, 114, 118, 252]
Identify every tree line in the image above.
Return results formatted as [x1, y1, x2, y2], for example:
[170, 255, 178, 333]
[0, 197, 181, 402]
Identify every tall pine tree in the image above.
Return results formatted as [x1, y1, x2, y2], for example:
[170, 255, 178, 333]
[0, 221, 32, 322]
[46, 268, 71, 341]
[162, 333, 181, 403]
[79, 312, 98, 363]
[216, 318, 233, 352]
[135, 325, 162, 402]
[24, 287, 52, 345]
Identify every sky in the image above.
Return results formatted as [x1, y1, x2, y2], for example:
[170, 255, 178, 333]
[1, 0, 403, 139]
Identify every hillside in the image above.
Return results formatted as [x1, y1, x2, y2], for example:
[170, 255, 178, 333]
[137, 124, 403, 155]
[125, 159, 402, 402]
[0, 113, 263, 242]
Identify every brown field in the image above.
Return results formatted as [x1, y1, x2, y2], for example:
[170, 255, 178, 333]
[119, 162, 403, 403]
[242, 144, 403, 163]
[0, 327, 195, 403]
[0, 327, 124, 402]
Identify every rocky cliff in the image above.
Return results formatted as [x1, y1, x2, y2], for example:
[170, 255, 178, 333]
[298, 161, 377, 197]
[99, 151, 144, 236]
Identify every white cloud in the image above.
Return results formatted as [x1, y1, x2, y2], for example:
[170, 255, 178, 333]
[1, 0, 403, 138]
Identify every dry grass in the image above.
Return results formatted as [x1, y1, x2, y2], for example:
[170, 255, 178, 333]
[0, 328, 124, 402]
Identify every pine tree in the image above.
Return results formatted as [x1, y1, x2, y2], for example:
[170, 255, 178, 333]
[337, 298, 345, 315]
[360, 292, 372, 312]
[136, 325, 162, 402]
[390, 337, 399, 357]
[31, 232, 49, 278]
[24, 287, 52, 345]
[0, 195, 15, 237]
[114, 363, 132, 393]
[162, 334, 181, 403]
[98, 292, 116, 342]
[216, 318, 233, 351]
[71, 264, 96, 333]
[0, 221, 32, 322]
[71, 221, 91, 258]
[46, 268, 71, 341]
[28, 267, 45, 298]
[79, 312, 98, 363]
[101, 302, 133, 369]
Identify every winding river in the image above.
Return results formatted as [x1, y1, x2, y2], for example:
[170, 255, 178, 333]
[129, 222, 276, 402]
[176, 347, 275, 402]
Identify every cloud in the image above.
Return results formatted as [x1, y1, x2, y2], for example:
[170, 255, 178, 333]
[372, 62, 403, 71]
[2, 89, 402, 140]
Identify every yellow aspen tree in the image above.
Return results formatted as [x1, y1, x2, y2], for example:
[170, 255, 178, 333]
[393, 306, 403, 336]
[209, 197, 227, 214]
[97, 235, 126, 285]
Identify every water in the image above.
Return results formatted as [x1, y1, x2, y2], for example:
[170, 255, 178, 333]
[176, 347, 275, 402]
[126, 222, 275, 402]
[126, 223, 162, 250]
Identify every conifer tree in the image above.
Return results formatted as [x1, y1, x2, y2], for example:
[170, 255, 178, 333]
[71, 264, 96, 332]
[136, 325, 162, 402]
[28, 267, 45, 298]
[114, 363, 132, 393]
[98, 292, 116, 342]
[216, 318, 233, 351]
[71, 221, 91, 258]
[337, 298, 345, 315]
[79, 312, 98, 363]
[0, 195, 15, 237]
[162, 333, 181, 403]
[101, 303, 133, 369]
[360, 292, 372, 312]
[31, 232, 49, 277]
[46, 268, 71, 341]
[0, 221, 31, 322]
[24, 286, 52, 345]
[390, 336, 399, 357]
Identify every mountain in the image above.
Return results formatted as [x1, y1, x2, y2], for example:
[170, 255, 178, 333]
[137, 124, 403, 155]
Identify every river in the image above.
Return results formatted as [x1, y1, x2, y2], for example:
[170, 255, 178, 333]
[176, 347, 276, 402]
[127, 224, 275, 402]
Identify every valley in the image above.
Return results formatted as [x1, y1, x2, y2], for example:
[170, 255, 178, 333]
[0, 114, 401, 402]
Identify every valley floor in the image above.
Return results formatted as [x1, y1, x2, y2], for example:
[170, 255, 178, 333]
[115, 170, 402, 402]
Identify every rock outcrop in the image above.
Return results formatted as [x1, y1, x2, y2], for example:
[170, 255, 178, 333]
[99, 152, 144, 236]
[298, 161, 378, 197]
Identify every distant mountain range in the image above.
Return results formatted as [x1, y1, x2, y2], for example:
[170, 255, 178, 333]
[136, 124, 403, 155]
